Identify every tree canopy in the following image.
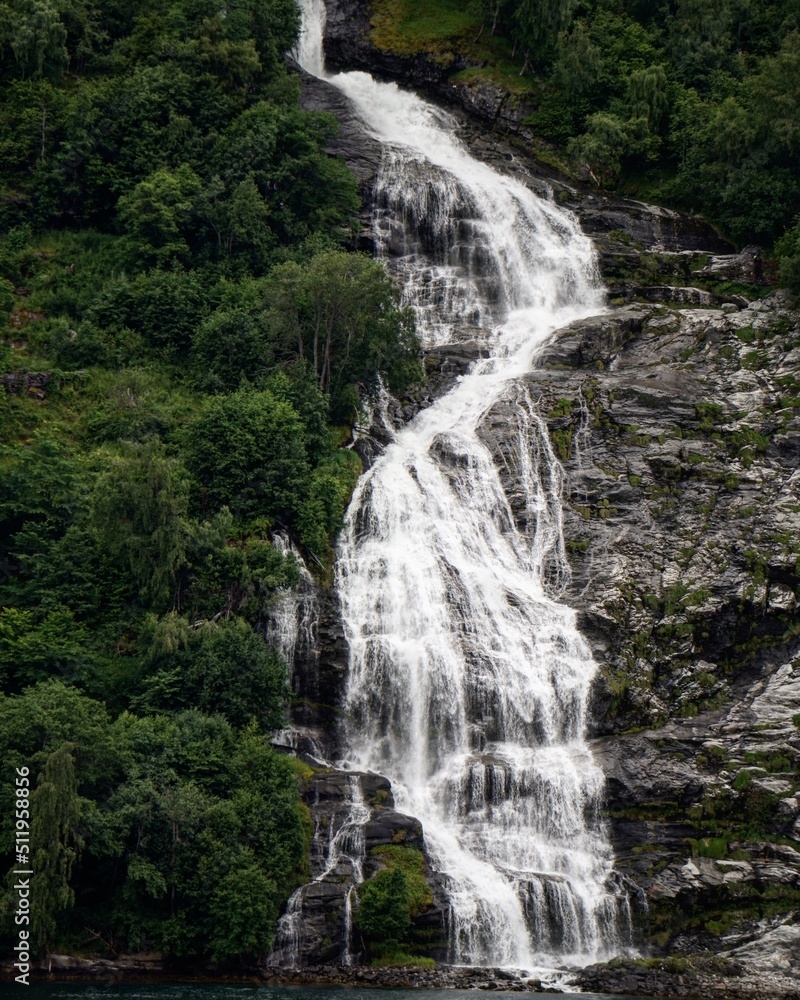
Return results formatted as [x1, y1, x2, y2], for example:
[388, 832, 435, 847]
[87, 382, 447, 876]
[0, 0, 422, 965]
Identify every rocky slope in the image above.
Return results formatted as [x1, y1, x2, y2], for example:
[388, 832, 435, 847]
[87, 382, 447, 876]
[519, 292, 800, 960]
[274, 3, 800, 987]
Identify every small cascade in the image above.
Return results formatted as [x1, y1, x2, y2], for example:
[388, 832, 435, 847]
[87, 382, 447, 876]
[266, 532, 319, 674]
[294, 0, 633, 973]
[269, 774, 371, 966]
[573, 384, 594, 471]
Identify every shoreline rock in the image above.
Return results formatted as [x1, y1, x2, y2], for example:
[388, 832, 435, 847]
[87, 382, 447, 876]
[6, 956, 800, 999]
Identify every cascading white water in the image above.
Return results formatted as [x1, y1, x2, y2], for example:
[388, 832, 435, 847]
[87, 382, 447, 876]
[296, 0, 631, 970]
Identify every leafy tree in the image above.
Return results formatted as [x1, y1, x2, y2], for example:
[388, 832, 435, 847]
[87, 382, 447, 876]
[30, 743, 81, 954]
[666, 0, 737, 87]
[568, 112, 633, 187]
[0, 277, 13, 325]
[550, 21, 604, 101]
[513, 0, 577, 71]
[1, 0, 68, 81]
[185, 387, 309, 522]
[625, 64, 669, 130]
[90, 441, 191, 607]
[265, 250, 421, 419]
[0, 680, 118, 814]
[774, 216, 800, 291]
[206, 852, 279, 961]
[117, 164, 203, 266]
[186, 511, 299, 620]
[137, 616, 288, 730]
[88, 269, 216, 351]
[296, 451, 361, 561]
[190, 303, 278, 392]
[210, 104, 359, 245]
[0, 606, 96, 691]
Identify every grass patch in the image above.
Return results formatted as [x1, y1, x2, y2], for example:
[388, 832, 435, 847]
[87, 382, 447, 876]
[370, 0, 536, 92]
[371, 952, 436, 968]
[370, 844, 433, 915]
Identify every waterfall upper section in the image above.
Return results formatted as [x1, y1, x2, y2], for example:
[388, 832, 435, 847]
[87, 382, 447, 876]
[295, 0, 631, 971]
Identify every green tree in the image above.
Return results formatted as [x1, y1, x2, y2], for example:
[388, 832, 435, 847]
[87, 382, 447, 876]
[625, 64, 669, 130]
[88, 268, 215, 351]
[2, 0, 68, 81]
[206, 851, 278, 961]
[266, 250, 421, 419]
[90, 442, 190, 607]
[190, 304, 278, 393]
[666, 0, 736, 87]
[0, 606, 95, 690]
[0, 277, 13, 324]
[30, 743, 80, 954]
[137, 617, 288, 730]
[513, 0, 577, 71]
[185, 387, 309, 522]
[211, 104, 359, 245]
[550, 21, 604, 101]
[117, 164, 203, 265]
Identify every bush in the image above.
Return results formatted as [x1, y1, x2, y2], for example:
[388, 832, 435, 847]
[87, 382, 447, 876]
[775, 217, 800, 294]
[185, 387, 309, 523]
[356, 868, 412, 951]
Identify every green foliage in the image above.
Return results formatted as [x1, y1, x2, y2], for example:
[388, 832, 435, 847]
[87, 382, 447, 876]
[0, 0, 423, 965]
[370, 846, 433, 916]
[0, 606, 97, 691]
[0, 276, 13, 325]
[185, 387, 309, 523]
[356, 867, 413, 951]
[774, 216, 800, 293]
[356, 847, 437, 962]
[401, 0, 800, 263]
[136, 616, 288, 730]
[118, 165, 204, 267]
[30, 743, 80, 952]
[0, 683, 308, 961]
[264, 250, 422, 420]
[90, 441, 191, 606]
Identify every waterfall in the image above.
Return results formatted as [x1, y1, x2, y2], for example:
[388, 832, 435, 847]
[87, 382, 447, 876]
[295, 0, 631, 970]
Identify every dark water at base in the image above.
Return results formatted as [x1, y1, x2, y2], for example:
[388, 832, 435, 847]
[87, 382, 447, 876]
[14, 983, 670, 1000]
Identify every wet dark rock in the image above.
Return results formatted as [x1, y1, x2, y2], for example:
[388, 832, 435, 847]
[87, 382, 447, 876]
[259, 964, 553, 990]
[363, 809, 422, 850]
[577, 958, 800, 999]
[298, 67, 383, 196]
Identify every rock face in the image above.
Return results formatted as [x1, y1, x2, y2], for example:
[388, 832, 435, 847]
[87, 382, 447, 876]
[266, 767, 448, 968]
[513, 293, 800, 735]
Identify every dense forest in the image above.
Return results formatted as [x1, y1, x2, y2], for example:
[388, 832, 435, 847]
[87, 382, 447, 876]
[2, 0, 800, 972]
[0, 0, 420, 965]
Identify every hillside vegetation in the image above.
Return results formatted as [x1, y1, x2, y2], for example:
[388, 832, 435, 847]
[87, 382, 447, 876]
[0, 0, 420, 965]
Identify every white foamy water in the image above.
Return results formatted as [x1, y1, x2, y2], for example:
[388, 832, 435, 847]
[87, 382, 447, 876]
[295, 0, 630, 971]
